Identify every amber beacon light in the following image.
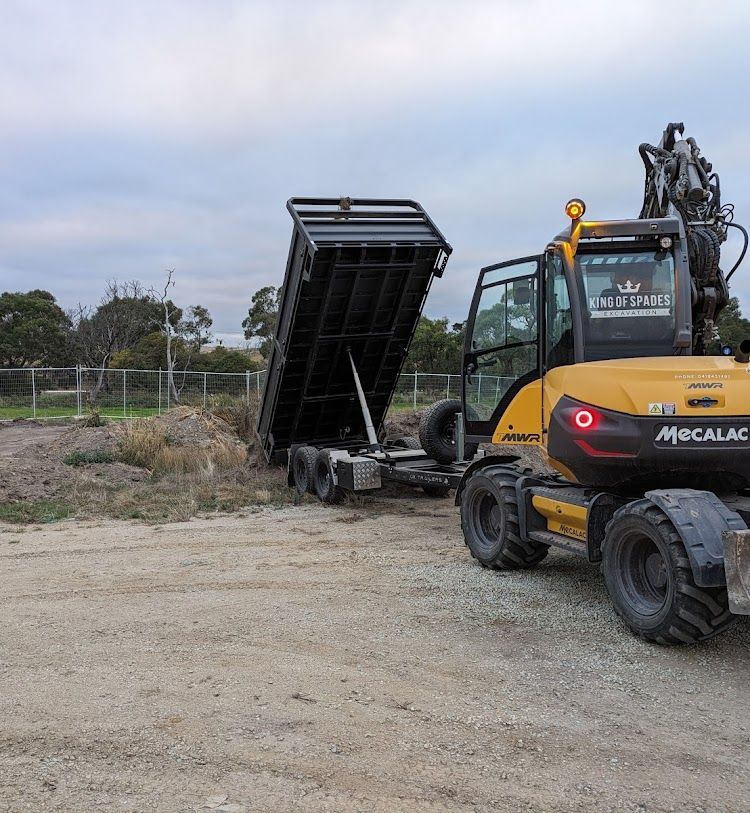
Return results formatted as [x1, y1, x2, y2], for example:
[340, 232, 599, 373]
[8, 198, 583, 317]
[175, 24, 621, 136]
[565, 198, 586, 220]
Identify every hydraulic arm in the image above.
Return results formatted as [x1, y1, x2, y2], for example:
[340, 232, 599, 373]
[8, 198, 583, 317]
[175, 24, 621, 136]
[638, 122, 748, 352]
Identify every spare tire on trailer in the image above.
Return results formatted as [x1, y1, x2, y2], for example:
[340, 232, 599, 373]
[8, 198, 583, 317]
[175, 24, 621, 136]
[392, 437, 421, 450]
[313, 450, 346, 504]
[291, 446, 318, 495]
[419, 398, 478, 464]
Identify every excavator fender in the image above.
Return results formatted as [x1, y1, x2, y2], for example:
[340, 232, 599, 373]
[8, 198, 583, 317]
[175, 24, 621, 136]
[644, 489, 747, 588]
[453, 456, 525, 505]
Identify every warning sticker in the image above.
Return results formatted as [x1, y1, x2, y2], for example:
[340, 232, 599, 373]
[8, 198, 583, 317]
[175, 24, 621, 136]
[648, 403, 676, 416]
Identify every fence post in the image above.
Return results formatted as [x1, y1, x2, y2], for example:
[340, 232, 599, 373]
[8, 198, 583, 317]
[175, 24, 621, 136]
[123, 369, 127, 418]
[203, 372, 207, 409]
[413, 372, 418, 409]
[76, 365, 82, 417]
[31, 368, 36, 419]
[158, 369, 162, 416]
[446, 374, 450, 400]
[256, 371, 261, 398]
[246, 370, 250, 405]
[477, 373, 482, 404]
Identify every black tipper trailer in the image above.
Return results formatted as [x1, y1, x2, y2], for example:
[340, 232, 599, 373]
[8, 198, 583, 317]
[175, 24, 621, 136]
[256, 197, 479, 501]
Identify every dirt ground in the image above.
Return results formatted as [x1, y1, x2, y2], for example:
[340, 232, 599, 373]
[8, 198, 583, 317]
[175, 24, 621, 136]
[2, 494, 749, 812]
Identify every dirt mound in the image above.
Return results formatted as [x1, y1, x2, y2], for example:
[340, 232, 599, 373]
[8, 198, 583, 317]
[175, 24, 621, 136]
[148, 407, 246, 451]
[383, 409, 424, 441]
[0, 408, 262, 508]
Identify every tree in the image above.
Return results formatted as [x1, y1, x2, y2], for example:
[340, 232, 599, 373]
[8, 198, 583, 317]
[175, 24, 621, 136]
[405, 316, 464, 372]
[149, 270, 185, 403]
[242, 286, 281, 359]
[182, 305, 213, 353]
[710, 297, 750, 353]
[0, 290, 72, 368]
[72, 280, 167, 400]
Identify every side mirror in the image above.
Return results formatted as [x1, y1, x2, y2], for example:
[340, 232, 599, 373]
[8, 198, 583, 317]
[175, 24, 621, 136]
[513, 279, 531, 306]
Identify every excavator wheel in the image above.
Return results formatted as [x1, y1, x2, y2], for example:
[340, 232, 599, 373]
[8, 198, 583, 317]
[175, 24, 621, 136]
[460, 468, 549, 569]
[602, 500, 736, 645]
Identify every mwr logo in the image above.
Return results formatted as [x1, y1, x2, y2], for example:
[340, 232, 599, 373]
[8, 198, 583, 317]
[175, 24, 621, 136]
[500, 432, 541, 443]
[686, 382, 723, 389]
[654, 424, 749, 447]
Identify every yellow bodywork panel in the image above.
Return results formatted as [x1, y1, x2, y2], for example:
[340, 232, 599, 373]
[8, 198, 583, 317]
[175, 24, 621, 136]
[491, 379, 543, 445]
[543, 356, 750, 418]
[531, 495, 587, 542]
[489, 355, 750, 452]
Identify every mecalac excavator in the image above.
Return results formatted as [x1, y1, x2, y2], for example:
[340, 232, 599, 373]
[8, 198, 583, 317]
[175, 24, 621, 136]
[450, 123, 750, 644]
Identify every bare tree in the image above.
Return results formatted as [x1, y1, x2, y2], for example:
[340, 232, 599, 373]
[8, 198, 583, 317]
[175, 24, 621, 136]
[73, 280, 160, 402]
[149, 270, 182, 404]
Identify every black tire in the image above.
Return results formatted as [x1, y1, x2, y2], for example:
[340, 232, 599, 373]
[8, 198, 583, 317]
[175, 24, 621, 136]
[292, 446, 318, 495]
[602, 500, 736, 645]
[392, 437, 421, 450]
[422, 484, 451, 498]
[419, 399, 479, 464]
[312, 451, 346, 505]
[459, 468, 549, 569]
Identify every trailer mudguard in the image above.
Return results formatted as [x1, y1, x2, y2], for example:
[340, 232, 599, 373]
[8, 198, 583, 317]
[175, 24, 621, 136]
[644, 489, 747, 587]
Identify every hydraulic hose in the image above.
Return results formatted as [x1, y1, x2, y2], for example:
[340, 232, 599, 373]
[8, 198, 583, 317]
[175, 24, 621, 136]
[726, 221, 749, 281]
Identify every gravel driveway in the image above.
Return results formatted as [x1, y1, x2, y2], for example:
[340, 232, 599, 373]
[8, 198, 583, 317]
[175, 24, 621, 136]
[1, 496, 748, 812]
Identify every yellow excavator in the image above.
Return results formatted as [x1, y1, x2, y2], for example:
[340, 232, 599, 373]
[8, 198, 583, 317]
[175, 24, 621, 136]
[448, 123, 750, 644]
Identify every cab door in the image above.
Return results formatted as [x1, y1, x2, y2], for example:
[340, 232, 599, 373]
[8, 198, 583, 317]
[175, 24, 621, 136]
[462, 256, 542, 441]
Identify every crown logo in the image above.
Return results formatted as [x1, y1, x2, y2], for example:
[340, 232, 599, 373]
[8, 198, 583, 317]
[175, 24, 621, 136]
[617, 279, 641, 293]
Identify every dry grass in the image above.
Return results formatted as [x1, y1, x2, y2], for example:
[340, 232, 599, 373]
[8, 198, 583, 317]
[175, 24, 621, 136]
[57, 408, 290, 523]
[115, 419, 247, 476]
[116, 420, 169, 469]
[208, 398, 257, 442]
[66, 464, 294, 524]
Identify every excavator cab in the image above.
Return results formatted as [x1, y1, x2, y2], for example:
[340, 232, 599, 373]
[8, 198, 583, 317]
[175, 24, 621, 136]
[461, 213, 689, 449]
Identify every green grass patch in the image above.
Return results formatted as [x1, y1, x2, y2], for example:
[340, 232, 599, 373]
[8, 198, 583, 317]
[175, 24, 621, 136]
[0, 500, 73, 524]
[64, 450, 115, 466]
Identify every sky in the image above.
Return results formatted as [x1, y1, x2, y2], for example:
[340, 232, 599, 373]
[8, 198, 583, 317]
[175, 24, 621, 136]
[1, 0, 749, 346]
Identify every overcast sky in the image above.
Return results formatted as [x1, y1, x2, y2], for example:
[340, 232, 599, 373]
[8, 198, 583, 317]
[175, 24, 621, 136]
[1, 1, 749, 345]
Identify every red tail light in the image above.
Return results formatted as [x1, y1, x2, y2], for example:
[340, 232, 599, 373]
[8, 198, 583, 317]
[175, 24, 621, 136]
[573, 408, 597, 430]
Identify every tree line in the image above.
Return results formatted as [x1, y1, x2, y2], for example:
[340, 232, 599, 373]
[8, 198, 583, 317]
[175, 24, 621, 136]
[0, 275, 264, 403]
[4, 278, 748, 382]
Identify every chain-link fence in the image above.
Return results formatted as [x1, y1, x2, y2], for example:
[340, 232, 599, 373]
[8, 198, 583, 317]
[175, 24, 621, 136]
[0, 367, 267, 421]
[0, 367, 511, 421]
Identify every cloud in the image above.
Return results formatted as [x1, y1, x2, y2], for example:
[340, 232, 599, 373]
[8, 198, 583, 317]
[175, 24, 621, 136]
[1, 0, 749, 340]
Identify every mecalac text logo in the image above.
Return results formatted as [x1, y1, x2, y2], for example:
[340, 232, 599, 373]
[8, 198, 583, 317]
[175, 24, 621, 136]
[654, 424, 749, 447]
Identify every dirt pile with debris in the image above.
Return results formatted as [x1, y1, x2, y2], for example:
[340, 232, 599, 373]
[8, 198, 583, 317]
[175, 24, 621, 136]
[0, 407, 274, 511]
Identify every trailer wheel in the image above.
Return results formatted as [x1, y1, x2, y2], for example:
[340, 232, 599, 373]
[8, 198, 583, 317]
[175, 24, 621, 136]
[313, 451, 346, 505]
[291, 446, 318, 495]
[392, 437, 421, 450]
[602, 500, 736, 645]
[460, 469, 548, 569]
[419, 399, 478, 464]
[422, 484, 451, 498]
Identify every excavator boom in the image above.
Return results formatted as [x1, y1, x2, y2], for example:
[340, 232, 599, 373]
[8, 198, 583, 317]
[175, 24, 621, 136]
[638, 122, 747, 351]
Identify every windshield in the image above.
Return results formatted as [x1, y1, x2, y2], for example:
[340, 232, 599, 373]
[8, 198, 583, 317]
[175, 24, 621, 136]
[576, 249, 676, 361]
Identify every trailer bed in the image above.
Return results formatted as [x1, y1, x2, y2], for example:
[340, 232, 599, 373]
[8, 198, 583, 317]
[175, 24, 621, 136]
[257, 198, 452, 462]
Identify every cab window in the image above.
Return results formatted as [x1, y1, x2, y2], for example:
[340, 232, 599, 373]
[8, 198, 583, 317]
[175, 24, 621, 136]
[576, 249, 675, 361]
